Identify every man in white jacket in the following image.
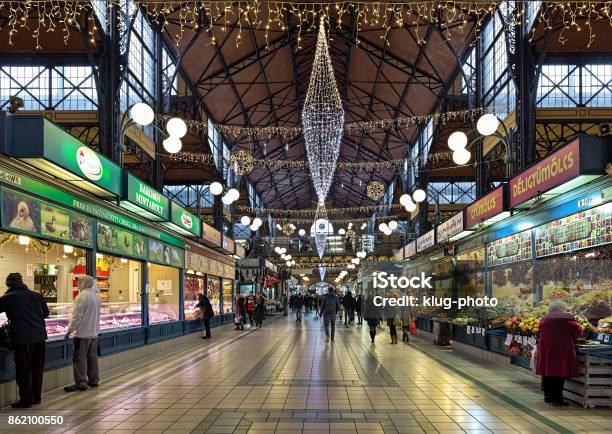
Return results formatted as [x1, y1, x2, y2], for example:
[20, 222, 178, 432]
[64, 275, 101, 392]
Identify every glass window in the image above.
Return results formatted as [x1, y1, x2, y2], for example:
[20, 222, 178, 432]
[207, 275, 221, 315]
[582, 64, 612, 107]
[184, 275, 205, 320]
[0, 234, 87, 339]
[223, 278, 234, 314]
[148, 263, 180, 323]
[95, 254, 142, 330]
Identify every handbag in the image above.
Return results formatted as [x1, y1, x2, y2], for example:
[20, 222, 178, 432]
[0, 321, 14, 350]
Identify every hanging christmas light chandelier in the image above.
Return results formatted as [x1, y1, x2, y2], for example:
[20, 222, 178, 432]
[318, 264, 326, 282]
[311, 203, 332, 260]
[302, 16, 344, 205]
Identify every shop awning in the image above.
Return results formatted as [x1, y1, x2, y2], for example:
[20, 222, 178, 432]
[509, 136, 608, 209]
[120, 173, 170, 222]
[160, 201, 201, 237]
[4, 116, 121, 198]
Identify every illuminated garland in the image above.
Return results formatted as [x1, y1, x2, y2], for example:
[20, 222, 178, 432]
[237, 204, 405, 216]
[3, 2, 610, 49]
[276, 214, 403, 225]
[170, 150, 453, 173]
[157, 107, 489, 139]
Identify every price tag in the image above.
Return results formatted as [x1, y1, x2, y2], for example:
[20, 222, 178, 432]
[528, 336, 537, 347]
[476, 327, 481, 334]
[604, 335, 610, 343]
[597, 333, 604, 341]
[504, 334, 513, 346]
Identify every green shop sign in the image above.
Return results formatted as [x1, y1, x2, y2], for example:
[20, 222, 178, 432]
[161, 201, 201, 237]
[148, 238, 184, 268]
[97, 221, 147, 260]
[0, 165, 184, 248]
[121, 173, 170, 221]
[0, 187, 94, 248]
[8, 116, 121, 197]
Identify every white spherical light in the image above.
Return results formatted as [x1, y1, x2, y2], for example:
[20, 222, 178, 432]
[209, 182, 223, 196]
[413, 188, 426, 203]
[253, 217, 262, 227]
[227, 188, 240, 201]
[405, 201, 417, 212]
[221, 194, 232, 205]
[378, 222, 388, 232]
[384, 229, 392, 236]
[274, 246, 281, 254]
[240, 215, 251, 225]
[338, 228, 346, 235]
[162, 136, 182, 154]
[166, 117, 187, 138]
[452, 149, 472, 165]
[348, 264, 355, 269]
[477, 114, 500, 136]
[448, 131, 468, 150]
[399, 193, 412, 207]
[130, 103, 154, 126]
[298, 228, 306, 236]
[388, 220, 398, 230]
[249, 223, 258, 231]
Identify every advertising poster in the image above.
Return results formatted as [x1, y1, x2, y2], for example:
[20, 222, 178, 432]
[97, 222, 147, 259]
[149, 239, 184, 268]
[1, 188, 93, 247]
[487, 230, 533, 267]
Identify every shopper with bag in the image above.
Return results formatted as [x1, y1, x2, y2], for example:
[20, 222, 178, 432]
[536, 300, 582, 406]
[246, 293, 255, 326]
[253, 295, 266, 328]
[64, 275, 101, 392]
[197, 293, 214, 339]
[0, 273, 49, 408]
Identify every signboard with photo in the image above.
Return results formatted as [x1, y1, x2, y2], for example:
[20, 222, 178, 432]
[1, 188, 93, 247]
[535, 202, 612, 258]
[149, 239, 185, 268]
[97, 222, 147, 259]
[487, 230, 532, 267]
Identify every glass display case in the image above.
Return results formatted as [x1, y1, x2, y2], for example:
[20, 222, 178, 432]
[148, 263, 180, 323]
[222, 278, 234, 314]
[184, 275, 205, 320]
[207, 275, 221, 315]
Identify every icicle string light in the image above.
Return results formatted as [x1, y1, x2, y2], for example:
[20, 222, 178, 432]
[237, 203, 405, 216]
[1, 2, 610, 49]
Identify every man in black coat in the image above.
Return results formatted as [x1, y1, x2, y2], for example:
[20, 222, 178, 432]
[0, 273, 49, 408]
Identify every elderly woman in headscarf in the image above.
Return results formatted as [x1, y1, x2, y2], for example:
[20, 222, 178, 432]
[535, 300, 582, 406]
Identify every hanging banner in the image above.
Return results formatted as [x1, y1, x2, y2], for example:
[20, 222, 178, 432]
[121, 173, 170, 221]
[416, 229, 435, 252]
[222, 235, 235, 254]
[465, 186, 506, 229]
[149, 239, 185, 268]
[487, 230, 532, 267]
[97, 221, 147, 260]
[437, 211, 464, 242]
[393, 248, 404, 261]
[235, 243, 246, 259]
[1, 187, 94, 248]
[535, 202, 612, 258]
[202, 222, 221, 247]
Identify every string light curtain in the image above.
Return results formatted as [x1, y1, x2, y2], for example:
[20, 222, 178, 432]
[319, 265, 326, 281]
[302, 17, 344, 205]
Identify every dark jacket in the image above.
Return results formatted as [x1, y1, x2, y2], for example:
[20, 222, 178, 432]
[197, 295, 214, 320]
[253, 300, 266, 322]
[319, 293, 339, 319]
[0, 284, 49, 344]
[355, 295, 363, 313]
[295, 295, 304, 308]
[342, 293, 355, 310]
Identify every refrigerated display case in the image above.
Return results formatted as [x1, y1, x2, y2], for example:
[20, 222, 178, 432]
[184, 274, 205, 320]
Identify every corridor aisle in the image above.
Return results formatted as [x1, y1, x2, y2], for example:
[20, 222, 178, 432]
[1, 312, 610, 434]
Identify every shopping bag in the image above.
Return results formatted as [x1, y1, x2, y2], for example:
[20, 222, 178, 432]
[409, 319, 417, 335]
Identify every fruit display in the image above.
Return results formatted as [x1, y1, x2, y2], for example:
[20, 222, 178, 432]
[575, 314, 592, 333]
[594, 317, 612, 334]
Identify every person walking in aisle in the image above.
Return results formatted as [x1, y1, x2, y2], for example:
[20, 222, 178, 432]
[364, 295, 379, 344]
[64, 276, 101, 392]
[246, 293, 255, 326]
[197, 293, 214, 339]
[294, 292, 304, 323]
[0, 273, 49, 408]
[536, 300, 582, 406]
[355, 293, 363, 325]
[254, 295, 266, 328]
[318, 287, 339, 342]
[342, 291, 355, 325]
[234, 295, 246, 330]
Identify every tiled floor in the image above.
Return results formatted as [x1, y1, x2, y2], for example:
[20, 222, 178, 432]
[0, 311, 610, 433]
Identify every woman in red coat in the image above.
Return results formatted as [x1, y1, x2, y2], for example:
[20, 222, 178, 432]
[536, 300, 582, 406]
